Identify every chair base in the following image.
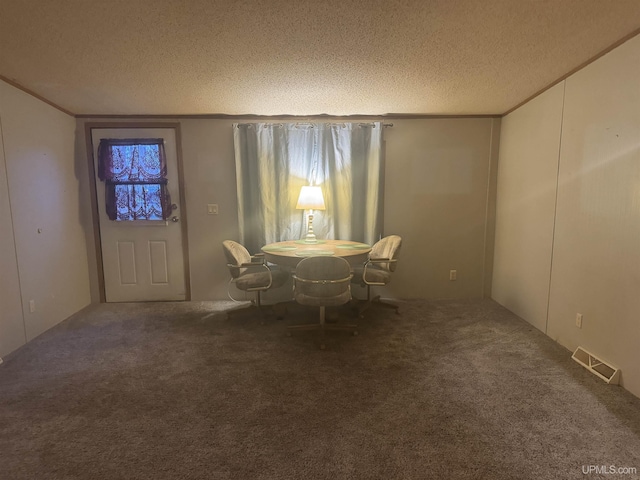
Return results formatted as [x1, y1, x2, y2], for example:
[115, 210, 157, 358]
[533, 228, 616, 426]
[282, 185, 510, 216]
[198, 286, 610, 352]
[225, 300, 288, 323]
[225, 301, 262, 321]
[287, 305, 358, 349]
[354, 295, 400, 318]
[287, 323, 358, 333]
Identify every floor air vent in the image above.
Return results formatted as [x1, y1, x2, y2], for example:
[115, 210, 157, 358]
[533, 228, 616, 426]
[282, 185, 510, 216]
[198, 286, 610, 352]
[572, 347, 620, 385]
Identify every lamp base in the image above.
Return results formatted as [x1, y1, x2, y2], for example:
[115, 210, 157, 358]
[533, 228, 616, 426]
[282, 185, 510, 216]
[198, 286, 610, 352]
[301, 212, 320, 243]
[301, 232, 319, 244]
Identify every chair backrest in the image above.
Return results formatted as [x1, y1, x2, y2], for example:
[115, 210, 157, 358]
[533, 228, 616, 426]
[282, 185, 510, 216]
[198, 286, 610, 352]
[294, 256, 352, 301]
[222, 240, 252, 278]
[370, 235, 402, 272]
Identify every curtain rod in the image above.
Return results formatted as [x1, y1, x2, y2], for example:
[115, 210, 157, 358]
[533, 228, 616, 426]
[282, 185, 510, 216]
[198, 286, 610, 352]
[234, 122, 393, 128]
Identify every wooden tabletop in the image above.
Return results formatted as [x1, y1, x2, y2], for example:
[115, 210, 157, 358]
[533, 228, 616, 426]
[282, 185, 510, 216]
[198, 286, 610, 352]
[261, 239, 371, 269]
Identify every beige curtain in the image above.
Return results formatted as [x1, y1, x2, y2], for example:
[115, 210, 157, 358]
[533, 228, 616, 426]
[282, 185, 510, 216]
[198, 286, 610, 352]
[233, 122, 383, 253]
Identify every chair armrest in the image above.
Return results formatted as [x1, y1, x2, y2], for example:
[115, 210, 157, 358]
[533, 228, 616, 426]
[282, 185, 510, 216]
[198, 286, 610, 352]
[227, 262, 271, 273]
[239, 261, 266, 267]
[228, 261, 274, 291]
[366, 257, 396, 264]
[362, 258, 397, 286]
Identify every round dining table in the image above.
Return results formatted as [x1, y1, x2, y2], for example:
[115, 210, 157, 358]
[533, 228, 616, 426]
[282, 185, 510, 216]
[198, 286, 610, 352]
[261, 239, 372, 269]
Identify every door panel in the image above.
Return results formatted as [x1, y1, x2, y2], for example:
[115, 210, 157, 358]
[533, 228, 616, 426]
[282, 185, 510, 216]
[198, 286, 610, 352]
[92, 128, 186, 302]
[117, 241, 137, 285]
[149, 241, 169, 284]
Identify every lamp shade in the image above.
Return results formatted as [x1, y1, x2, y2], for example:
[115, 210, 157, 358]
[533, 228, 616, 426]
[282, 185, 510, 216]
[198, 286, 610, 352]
[296, 186, 325, 210]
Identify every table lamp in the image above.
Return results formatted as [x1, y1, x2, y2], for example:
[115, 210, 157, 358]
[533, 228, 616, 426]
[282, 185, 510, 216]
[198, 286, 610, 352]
[296, 185, 325, 243]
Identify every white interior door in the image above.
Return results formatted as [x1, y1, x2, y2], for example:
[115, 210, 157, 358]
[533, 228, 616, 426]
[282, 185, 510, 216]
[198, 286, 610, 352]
[92, 127, 186, 302]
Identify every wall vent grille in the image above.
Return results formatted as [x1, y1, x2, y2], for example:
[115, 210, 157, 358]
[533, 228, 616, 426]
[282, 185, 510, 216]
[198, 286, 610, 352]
[572, 346, 620, 384]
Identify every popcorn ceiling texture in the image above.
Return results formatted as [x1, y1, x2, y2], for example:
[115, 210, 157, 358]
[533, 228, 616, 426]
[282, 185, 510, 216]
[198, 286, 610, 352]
[1, 0, 639, 116]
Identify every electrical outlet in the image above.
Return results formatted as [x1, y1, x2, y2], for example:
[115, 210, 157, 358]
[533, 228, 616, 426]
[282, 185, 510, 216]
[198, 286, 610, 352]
[29, 299, 36, 313]
[207, 204, 219, 215]
[576, 313, 583, 328]
[449, 270, 457, 281]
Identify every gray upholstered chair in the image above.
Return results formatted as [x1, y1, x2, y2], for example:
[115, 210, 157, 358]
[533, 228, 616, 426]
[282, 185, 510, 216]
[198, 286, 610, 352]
[351, 234, 402, 317]
[288, 255, 357, 349]
[222, 240, 289, 321]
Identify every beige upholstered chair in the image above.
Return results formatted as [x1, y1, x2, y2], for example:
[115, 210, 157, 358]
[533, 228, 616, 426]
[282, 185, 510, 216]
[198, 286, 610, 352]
[288, 256, 357, 349]
[351, 234, 402, 317]
[222, 240, 289, 320]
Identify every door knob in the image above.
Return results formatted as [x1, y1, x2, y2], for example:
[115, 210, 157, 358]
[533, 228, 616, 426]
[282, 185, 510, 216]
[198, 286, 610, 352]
[171, 216, 179, 222]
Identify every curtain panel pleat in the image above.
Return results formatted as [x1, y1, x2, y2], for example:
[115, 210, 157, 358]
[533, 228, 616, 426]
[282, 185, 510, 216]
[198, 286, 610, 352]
[233, 123, 383, 253]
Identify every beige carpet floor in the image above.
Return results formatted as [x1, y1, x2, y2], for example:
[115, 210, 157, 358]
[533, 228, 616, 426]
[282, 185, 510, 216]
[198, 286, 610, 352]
[1, 299, 639, 480]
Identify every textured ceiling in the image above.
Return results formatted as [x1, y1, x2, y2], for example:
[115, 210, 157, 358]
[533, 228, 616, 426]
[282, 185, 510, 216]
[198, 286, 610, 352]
[1, 0, 639, 116]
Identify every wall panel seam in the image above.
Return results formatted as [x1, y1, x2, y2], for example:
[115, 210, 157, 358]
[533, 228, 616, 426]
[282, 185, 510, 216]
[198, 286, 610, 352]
[545, 81, 567, 335]
[0, 113, 28, 343]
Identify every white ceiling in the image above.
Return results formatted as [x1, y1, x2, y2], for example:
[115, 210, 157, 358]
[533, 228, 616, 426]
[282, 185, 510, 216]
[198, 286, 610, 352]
[1, 0, 639, 117]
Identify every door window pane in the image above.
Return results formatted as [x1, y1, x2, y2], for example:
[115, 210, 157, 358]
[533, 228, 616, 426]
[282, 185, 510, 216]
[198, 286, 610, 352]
[114, 184, 164, 221]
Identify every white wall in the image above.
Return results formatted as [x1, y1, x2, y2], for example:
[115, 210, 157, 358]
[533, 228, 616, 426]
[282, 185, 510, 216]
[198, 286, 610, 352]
[384, 118, 500, 299]
[493, 34, 640, 398]
[77, 117, 500, 303]
[0, 81, 92, 358]
[179, 119, 245, 301]
[547, 35, 640, 395]
[492, 84, 564, 331]
[0, 108, 25, 357]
